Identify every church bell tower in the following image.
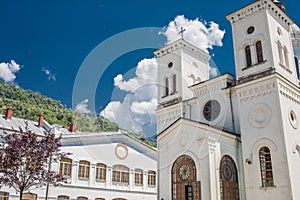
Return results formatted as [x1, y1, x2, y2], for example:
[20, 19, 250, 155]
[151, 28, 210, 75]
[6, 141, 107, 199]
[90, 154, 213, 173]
[227, 0, 300, 199]
[154, 38, 211, 132]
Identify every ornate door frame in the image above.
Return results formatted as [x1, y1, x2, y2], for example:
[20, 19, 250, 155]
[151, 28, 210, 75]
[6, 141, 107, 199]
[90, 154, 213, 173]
[172, 155, 201, 200]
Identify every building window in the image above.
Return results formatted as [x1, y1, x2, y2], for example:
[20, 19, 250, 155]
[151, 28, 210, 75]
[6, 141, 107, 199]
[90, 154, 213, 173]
[148, 171, 156, 186]
[259, 147, 274, 187]
[277, 41, 284, 65]
[172, 74, 177, 93]
[57, 195, 70, 200]
[112, 199, 127, 200]
[284, 46, 289, 68]
[78, 160, 90, 179]
[256, 41, 264, 63]
[0, 192, 9, 200]
[77, 197, 88, 200]
[96, 163, 106, 181]
[60, 158, 72, 177]
[135, 169, 143, 185]
[245, 45, 252, 67]
[95, 198, 105, 200]
[23, 193, 37, 200]
[165, 78, 169, 96]
[112, 165, 129, 184]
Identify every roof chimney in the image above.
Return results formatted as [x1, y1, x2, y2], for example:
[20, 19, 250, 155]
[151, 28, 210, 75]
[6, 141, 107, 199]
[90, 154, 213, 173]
[5, 108, 13, 119]
[38, 114, 44, 127]
[69, 123, 76, 132]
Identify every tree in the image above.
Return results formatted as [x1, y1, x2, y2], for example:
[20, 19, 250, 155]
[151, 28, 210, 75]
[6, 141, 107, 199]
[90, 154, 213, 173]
[0, 122, 68, 200]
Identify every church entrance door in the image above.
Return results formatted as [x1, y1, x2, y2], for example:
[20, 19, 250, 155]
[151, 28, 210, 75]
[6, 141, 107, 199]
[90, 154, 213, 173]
[172, 155, 201, 200]
[220, 155, 239, 200]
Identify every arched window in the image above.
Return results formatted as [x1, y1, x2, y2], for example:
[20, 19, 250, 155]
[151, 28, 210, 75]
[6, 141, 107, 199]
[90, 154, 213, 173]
[57, 195, 70, 200]
[112, 165, 129, 184]
[295, 57, 300, 79]
[245, 45, 252, 67]
[112, 199, 127, 200]
[148, 171, 156, 186]
[78, 160, 90, 179]
[77, 197, 88, 200]
[259, 147, 274, 187]
[256, 41, 264, 63]
[277, 41, 284, 65]
[60, 158, 72, 177]
[95, 198, 105, 200]
[165, 77, 169, 96]
[96, 163, 106, 181]
[172, 74, 177, 93]
[0, 192, 9, 200]
[219, 155, 239, 200]
[135, 169, 143, 185]
[284, 46, 289, 68]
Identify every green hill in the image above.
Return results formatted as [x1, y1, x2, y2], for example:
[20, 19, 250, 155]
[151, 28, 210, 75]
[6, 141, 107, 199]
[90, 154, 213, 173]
[0, 81, 117, 132]
[0, 81, 156, 147]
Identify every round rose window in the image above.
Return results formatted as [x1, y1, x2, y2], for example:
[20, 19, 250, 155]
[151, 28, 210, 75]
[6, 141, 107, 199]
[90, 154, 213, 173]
[203, 100, 221, 121]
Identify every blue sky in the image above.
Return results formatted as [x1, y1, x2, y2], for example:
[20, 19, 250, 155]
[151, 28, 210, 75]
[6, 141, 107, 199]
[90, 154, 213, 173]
[0, 0, 299, 136]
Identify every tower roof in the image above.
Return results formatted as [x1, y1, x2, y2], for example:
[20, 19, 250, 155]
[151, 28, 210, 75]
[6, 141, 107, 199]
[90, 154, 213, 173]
[153, 39, 210, 63]
[226, 0, 292, 29]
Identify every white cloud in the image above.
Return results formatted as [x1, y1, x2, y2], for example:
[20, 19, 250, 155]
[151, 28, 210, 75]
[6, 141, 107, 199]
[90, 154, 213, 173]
[130, 99, 157, 115]
[101, 58, 158, 135]
[0, 60, 21, 83]
[100, 95, 144, 133]
[74, 99, 91, 114]
[114, 58, 157, 93]
[42, 68, 56, 81]
[161, 15, 225, 53]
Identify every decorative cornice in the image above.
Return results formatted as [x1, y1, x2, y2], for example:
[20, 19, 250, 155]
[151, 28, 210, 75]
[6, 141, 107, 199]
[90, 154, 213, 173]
[226, 0, 293, 29]
[279, 82, 300, 104]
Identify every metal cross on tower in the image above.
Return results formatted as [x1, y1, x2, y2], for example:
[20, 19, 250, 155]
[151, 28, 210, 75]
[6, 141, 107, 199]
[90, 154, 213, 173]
[179, 27, 186, 39]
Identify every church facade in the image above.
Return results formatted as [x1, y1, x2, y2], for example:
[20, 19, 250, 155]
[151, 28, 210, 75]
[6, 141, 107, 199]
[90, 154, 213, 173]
[156, 0, 300, 199]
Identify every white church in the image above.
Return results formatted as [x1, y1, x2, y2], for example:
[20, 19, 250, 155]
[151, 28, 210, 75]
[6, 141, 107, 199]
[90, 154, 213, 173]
[155, 0, 300, 199]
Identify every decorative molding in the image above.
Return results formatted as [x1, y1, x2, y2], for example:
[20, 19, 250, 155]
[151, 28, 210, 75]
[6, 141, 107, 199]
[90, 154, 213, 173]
[238, 82, 276, 102]
[248, 103, 272, 128]
[279, 83, 300, 104]
[226, 0, 292, 29]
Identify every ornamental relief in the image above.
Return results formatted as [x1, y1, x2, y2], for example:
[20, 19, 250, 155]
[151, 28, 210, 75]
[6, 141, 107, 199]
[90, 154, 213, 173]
[279, 83, 300, 104]
[238, 82, 276, 102]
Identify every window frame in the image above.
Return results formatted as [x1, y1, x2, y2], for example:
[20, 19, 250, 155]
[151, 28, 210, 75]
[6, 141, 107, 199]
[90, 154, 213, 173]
[96, 163, 106, 181]
[112, 165, 130, 184]
[245, 45, 252, 67]
[259, 146, 274, 187]
[57, 195, 70, 200]
[256, 41, 264, 63]
[134, 168, 143, 185]
[60, 158, 72, 177]
[0, 191, 9, 200]
[148, 170, 156, 187]
[78, 160, 90, 179]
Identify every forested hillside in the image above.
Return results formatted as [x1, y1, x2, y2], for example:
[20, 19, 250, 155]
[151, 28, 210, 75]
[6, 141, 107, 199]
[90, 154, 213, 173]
[0, 82, 156, 147]
[0, 81, 118, 132]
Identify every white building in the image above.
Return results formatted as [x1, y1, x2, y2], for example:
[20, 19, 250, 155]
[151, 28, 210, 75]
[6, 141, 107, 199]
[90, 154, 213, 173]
[156, 0, 300, 199]
[0, 110, 157, 200]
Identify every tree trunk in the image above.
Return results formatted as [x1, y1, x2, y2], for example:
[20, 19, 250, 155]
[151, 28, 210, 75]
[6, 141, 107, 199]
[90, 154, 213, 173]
[19, 188, 23, 200]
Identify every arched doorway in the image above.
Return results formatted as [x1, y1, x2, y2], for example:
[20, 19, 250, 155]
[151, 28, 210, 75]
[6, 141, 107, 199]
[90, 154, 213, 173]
[172, 155, 201, 200]
[219, 155, 239, 200]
